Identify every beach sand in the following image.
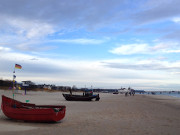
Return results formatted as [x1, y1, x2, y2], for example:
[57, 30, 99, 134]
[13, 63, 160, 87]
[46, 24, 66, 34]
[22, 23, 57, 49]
[0, 90, 180, 135]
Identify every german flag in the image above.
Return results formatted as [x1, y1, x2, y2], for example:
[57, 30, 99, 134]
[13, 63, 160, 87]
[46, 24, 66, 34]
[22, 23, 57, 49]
[15, 64, 22, 69]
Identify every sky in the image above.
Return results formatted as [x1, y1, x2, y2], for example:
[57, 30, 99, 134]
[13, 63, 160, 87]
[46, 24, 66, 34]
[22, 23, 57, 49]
[0, 0, 180, 90]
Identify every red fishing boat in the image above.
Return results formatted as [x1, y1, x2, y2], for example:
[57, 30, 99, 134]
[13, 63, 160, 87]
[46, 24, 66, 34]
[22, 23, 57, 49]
[1, 95, 66, 122]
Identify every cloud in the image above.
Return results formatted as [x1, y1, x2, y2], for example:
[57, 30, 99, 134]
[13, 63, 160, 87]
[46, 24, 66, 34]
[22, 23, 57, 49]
[0, 16, 56, 52]
[102, 58, 180, 72]
[162, 30, 180, 41]
[103, 62, 176, 71]
[109, 42, 180, 55]
[15, 41, 58, 52]
[0, 0, 179, 39]
[110, 44, 150, 55]
[1, 49, 180, 90]
[0, 51, 75, 75]
[164, 50, 180, 53]
[151, 42, 179, 51]
[0, 0, 127, 30]
[51, 38, 105, 45]
[0, 46, 11, 52]
[30, 58, 38, 61]
[0, 38, 57, 53]
[0, 16, 55, 39]
[132, 0, 180, 25]
[172, 17, 180, 23]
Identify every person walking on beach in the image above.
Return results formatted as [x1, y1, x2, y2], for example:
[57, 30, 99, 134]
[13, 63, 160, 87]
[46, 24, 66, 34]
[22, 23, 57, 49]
[132, 89, 135, 96]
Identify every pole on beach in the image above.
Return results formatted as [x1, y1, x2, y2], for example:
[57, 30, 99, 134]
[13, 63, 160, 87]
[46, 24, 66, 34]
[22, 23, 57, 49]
[91, 85, 93, 95]
[13, 66, 15, 99]
[25, 87, 27, 95]
[13, 64, 22, 99]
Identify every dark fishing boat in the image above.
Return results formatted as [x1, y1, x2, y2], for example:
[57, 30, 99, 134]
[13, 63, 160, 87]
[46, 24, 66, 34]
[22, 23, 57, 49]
[63, 89, 100, 101]
[113, 92, 119, 94]
[1, 95, 66, 122]
[63, 94, 100, 101]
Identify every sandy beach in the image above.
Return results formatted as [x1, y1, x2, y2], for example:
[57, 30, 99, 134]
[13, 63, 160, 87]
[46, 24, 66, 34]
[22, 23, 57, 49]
[0, 90, 180, 135]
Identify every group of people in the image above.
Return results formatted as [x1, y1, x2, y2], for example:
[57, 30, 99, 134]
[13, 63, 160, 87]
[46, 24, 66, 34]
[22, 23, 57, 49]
[125, 89, 135, 97]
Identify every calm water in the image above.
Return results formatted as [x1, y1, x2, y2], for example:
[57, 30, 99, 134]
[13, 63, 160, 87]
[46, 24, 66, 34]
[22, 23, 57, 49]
[145, 91, 180, 98]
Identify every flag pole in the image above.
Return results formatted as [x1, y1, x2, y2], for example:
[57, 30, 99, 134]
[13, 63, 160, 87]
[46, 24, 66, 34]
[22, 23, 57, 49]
[13, 66, 16, 99]
[13, 64, 22, 99]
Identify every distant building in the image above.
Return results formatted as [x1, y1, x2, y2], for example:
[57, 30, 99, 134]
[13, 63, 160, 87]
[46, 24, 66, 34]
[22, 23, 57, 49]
[43, 84, 52, 90]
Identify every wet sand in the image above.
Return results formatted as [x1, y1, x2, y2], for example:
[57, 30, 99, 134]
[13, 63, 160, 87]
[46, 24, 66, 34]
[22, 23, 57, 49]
[0, 90, 180, 135]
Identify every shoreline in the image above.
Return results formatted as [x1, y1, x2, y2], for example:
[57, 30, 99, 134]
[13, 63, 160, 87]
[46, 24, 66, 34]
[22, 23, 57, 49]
[0, 91, 180, 135]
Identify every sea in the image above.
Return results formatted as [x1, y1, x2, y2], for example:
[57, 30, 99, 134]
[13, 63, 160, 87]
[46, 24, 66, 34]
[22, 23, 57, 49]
[144, 91, 180, 98]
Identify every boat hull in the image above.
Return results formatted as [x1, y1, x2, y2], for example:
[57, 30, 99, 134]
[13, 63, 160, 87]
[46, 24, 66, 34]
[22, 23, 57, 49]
[62, 94, 100, 101]
[1, 95, 66, 122]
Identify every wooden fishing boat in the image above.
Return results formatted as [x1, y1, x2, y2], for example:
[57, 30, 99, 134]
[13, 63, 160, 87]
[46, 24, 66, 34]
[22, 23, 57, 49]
[1, 95, 66, 122]
[63, 88, 100, 101]
[62, 93, 100, 101]
[113, 92, 119, 94]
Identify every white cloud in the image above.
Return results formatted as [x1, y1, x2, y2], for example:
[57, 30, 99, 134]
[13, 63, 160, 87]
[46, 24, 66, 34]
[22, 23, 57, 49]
[1, 50, 180, 90]
[110, 44, 150, 55]
[0, 46, 11, 52]
[5, 17, 55, 39]
[102, 58, 180, 73]
[110, 42, 180, 55]
[171, 72, 180, 75]
[52, 38, 105, 45]
[164, 50, 180, 53]
[151, 42, 179, 51]
[172, 17, 180, 23]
